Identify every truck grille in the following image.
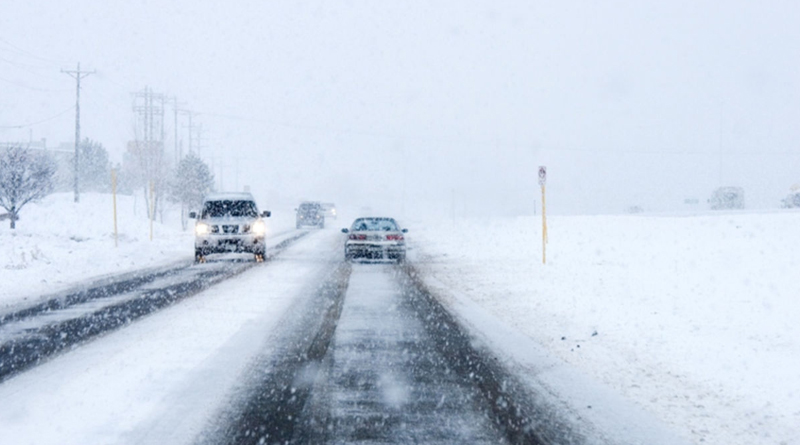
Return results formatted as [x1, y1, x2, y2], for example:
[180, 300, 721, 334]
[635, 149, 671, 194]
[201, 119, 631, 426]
[221, 225, 239, 234]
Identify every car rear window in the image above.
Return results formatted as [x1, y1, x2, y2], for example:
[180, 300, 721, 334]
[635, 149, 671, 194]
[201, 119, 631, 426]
[201, 200, 258, 218]
[352, 218, 398, 231]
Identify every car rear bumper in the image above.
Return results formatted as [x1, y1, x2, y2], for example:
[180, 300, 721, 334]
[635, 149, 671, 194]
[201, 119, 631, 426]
[345, 242, 405, 259]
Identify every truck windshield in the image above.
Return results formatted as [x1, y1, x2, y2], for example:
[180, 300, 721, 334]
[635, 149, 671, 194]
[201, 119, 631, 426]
[201, 200, 258, 218]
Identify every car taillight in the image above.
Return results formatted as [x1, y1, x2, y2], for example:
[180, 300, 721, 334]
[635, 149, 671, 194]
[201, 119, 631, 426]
[386, 234, 404, 241]
[349, 234, 367, 240]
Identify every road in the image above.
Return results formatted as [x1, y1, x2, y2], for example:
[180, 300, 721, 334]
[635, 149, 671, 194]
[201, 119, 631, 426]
[0, 228, 570, 444]
[298, 264, 507, 444]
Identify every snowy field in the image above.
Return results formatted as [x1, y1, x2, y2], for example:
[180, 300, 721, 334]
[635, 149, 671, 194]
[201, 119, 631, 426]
[409, 211, 800, 445]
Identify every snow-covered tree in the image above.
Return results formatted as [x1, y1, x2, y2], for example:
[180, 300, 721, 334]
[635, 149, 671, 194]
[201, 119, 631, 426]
[0, 146, 56, 229]
[78, 138, 111, 192]
[169, 152, 214, 229]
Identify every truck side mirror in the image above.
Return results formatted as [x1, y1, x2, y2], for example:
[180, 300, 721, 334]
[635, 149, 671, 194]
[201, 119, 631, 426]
[341, 228, 349, 233]
[189, 212, 197, 219]
[262, 210, 271, 218]
[402, 228, 408, 233]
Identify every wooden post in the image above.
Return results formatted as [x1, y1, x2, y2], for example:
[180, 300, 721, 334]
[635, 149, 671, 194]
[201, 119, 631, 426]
[542, 184, 547, 264]
[539, 166, 547, 264]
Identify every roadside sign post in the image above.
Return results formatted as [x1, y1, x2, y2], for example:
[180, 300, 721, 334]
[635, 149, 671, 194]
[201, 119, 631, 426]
[539, 166, 547, 264]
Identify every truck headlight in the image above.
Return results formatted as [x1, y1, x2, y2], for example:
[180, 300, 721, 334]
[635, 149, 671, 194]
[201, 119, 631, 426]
[195, 223, 210, 236]
[252, 220, 267, 236]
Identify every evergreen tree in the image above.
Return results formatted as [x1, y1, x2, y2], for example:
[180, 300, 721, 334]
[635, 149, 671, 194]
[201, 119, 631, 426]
[169, 153, 214, 229]
[78, 138, 111, 192]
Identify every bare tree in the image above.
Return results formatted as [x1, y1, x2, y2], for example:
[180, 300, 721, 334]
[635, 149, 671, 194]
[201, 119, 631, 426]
[128, 87, 169, 220]
[125, 139, 168, 220]
[0, 146, 56, 229]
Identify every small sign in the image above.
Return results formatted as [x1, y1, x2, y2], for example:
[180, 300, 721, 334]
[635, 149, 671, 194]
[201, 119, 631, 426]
[538, 166, 547, 186]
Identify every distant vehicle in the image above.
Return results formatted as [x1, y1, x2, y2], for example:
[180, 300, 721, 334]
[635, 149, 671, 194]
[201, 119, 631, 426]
[782, 192, 800, 208]
[342, 217, 407, 263]
[190, 192, 271, 263]
[708, 186, 745, 210]
[321, 202, 337, 219]
[296, 201, 325, 228]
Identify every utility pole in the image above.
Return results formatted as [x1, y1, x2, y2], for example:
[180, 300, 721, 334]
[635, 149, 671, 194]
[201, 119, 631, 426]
[172, 97, 186, 165]
[173, 98, 179, 164]
[194, 123, 206, 158]
[160, 95, 165, 147]
[182, 111, 196, 155]
[62, 62, 95, 203]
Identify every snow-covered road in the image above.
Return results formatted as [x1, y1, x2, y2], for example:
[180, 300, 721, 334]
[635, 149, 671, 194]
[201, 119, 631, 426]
[0, 226, 581, 444]
[0, 229, 341, 445]
[0, 228, 310, 382]
[297, 263, 507, 443]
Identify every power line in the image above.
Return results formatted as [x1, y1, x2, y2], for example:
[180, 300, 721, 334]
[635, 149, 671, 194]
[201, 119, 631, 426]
[0, 38, 72, 66]
[0, 105, 75, 129]
[0, 73, 69, 93]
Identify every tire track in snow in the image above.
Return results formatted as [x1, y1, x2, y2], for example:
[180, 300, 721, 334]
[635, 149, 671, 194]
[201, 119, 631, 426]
[0, 230, 310, 382]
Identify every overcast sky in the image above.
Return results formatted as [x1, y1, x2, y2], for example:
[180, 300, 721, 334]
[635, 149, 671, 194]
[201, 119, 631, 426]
[2, 1, 799, 216]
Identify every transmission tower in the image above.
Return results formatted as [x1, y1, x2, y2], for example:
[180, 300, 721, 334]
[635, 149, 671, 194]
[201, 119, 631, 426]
[132, 86, 166, 147]
[132, 86, 166, 220]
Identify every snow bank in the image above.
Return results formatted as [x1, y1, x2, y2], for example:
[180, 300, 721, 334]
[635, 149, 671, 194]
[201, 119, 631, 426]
[410, 211, 800, 445]
[0, 193, 191, 311]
